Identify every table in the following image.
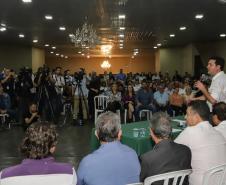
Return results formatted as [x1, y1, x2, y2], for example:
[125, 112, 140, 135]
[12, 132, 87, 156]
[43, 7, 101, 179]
[90, 116, 185, 156]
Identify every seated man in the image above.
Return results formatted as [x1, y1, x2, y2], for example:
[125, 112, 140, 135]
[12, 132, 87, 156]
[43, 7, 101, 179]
[140, 112, 191, 184]
[77, 111, 141, 185]
[212, 102, 226, 139]
[175, 100, 226, 185]
[135, 79, 156, 120]
[153, 84, 169, 112]
[0, 122, 77, 185]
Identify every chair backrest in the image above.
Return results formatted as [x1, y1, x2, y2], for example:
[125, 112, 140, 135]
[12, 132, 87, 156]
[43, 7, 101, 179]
[0, 168, 77, 185]
[202, 164, 226, 185]
[144, 169, 192, 185]
[94, 95, 108, 110]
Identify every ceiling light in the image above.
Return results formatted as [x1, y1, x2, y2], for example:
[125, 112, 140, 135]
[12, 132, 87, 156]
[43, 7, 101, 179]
[118, 14, 126, 19]
[0, 27, 6, 32]
[195, 14, 204, 19]
[153, 46, 157, 49]
[52, 46, 56, 49]
[169, 34, 175, 37]
[1, 23, 6, 27]
[78, 51, 82, 54]
[157, 43, 162, 47]
[87, 55, 90, 59]
[65, 56, 68, 59]
[101, 60, 111, 69]
[56, 53, 59, 56]
[19, 34, 25, 38]
[45, 44, 49, 47]
[69, 34, 74, 37]
[81, 53, 85, 56]
[119, 34, 124, 38]
[50, 51, 54, 54]
[220, 33, 226, 37]
[120, 46, 123, 49]
[119, 43, 123, 46]
[33, 39, 38, 43]
[45, 15, 53, 20]
[101, 45, 113, 55]
[119, 40, 124, 43]
[180, 26, 187, 31]
[119, 27, 125, 30]
[131, 56, 135, 59]
[22, 0, 32, 3]
[59, 26, 66, 31]
[60, 54, 64, 58]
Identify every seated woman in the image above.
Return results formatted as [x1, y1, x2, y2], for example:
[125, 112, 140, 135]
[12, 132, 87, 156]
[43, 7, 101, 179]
[23, 103, 40, 130]
[0, 122, 77, 185]
[122, 84, 136, 122]
[169, 86, 185, 116]
[105, 82, 122, 113]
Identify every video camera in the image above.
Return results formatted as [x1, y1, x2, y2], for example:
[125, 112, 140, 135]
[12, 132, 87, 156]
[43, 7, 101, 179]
[74, 68, 85, 83]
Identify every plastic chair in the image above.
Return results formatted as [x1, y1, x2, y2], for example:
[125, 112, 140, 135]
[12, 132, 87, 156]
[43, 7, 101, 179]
[94, 95, 108, 124]
[202, 164, 226, 185]
[0, 113, 10, 129]
[144, 169, 192, 185]
[139, 109, 152, 121]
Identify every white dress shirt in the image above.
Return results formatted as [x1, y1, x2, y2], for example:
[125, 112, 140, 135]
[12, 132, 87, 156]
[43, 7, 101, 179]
[208, 71, 226, 110]
[214, 120, 226, 140]
[175, 121, 226, 185]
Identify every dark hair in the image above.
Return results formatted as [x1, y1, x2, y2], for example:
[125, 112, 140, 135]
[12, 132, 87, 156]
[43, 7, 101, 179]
[188, 100, 210, 121]
[151, 112, 172, 139]
[20, 122, 58, 159]
[125, 84, 135, 96]
[209, 56, 225, 70]
[212, 102, 226, 121]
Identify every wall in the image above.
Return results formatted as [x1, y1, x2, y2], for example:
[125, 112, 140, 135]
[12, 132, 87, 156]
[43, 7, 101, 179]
[32, 48, 45, 72]
[46, 54, 155, 74]
[0, 45, 32, 72]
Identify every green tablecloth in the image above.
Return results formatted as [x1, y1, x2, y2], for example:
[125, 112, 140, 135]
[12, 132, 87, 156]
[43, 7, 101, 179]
[90, 117, 185, 156]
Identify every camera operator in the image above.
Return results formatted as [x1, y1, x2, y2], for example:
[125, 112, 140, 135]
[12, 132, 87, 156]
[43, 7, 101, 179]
[73, 69, 89, 122]
[16, 67, 34, 123]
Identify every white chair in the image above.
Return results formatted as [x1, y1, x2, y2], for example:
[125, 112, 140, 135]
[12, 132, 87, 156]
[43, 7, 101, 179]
[94, 95, 108, 124]
[124, 109, 135, 124]
[202, 164, 226, 185]
[0, 113, 10, 129]
[144, 169, 192, 185]
[0, 168, 77, 185]
[139, 109, 152, 121]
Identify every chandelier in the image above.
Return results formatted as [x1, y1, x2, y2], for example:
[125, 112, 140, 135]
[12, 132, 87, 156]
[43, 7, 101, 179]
[70, 22, 99, 48]
[101, 60, 111, 69]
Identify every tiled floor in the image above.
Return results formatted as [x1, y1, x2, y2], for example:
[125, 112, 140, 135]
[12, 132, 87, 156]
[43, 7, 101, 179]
[0, 121, 94, 171]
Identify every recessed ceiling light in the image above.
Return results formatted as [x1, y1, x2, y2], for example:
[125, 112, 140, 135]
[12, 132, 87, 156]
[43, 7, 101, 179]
[22, 0, 32, 3]
[65, 56, 68, 59]
[119, 43, 123, 46]
[118, 14, 126, 19]
[153, 46, 157, 49]
[220, 33, 226, 37]
[131, 56, 135, 59]
[50, 51, 54, 54]
[119, 27, 125, 30]
[45, 44, 49, 47]
[69, 34, 74, 37]
[78, 51, 82, 54]
[195, 14, 204, 19]
[33, 39, 38, 43]
[59, 26, 66, 31]
[0, 27, 7, 32]
[45, 15, 53, 20]
[81, 53, 85, 56]
[1, 23, 6, 27]
[60, 54, 64, 58]
[56, 53, 59, 56]
[120, 46, 123, 49]
[119, 34, 124, 38]
[157, 43, 162, 47]
[87, 55, 90, 59]
[52, 46, 56, 49]
[180, 26, 187, 31]
[19, 34, 25, 38]
[119, 40, 124, 43]
[169, 34, 175, 37]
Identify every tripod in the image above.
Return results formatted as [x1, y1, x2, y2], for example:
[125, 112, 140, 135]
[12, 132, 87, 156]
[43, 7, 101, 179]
[37, 84, 56, 123]
[74, 81, 89, 126]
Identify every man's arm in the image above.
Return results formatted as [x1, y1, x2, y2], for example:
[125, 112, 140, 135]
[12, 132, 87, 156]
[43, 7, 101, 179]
[195, 81, 217, 104]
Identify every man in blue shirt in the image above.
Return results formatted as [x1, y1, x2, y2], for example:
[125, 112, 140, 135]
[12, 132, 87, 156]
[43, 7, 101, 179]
[77, 111, 141, 185]
[115, 69, 126, 83]
[154, 84, 169, 112]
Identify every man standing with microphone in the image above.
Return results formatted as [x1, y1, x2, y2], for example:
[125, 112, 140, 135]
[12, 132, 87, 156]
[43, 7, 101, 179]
[195, 56, 226, 110]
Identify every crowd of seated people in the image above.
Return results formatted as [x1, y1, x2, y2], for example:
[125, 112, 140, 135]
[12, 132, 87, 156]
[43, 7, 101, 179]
[1, 65, 204, 128]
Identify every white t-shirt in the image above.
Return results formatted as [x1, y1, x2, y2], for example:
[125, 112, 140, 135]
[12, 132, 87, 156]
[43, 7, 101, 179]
[208, 71, 226, 110]
[175, 121, 226, 185]
[214, 120, 226, 140]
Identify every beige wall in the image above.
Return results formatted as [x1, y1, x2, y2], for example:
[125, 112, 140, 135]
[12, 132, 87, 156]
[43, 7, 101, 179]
[32, 48, 45, 72]
[0, 45, 32, 72]
[46, 54, 155, 74]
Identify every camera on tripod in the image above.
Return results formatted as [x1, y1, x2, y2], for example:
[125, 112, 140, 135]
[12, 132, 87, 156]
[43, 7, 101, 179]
[36, 66, 51, 84]
[73, 68, 85, 84]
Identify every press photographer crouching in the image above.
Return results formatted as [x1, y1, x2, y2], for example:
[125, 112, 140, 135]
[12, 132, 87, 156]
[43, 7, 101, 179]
[34, 66, 58, 123]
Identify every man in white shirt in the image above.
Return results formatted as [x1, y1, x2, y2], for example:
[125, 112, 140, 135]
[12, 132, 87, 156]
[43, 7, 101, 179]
[212, 102, 226, 139]
[195, 56, 226, 110]
[175, 100, 226, 185]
